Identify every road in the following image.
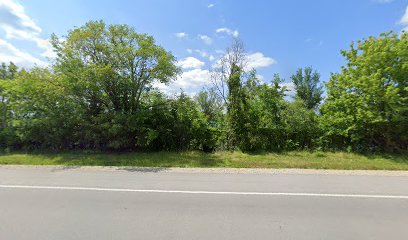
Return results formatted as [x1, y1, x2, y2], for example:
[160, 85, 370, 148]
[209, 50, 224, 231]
[1, 166, 408, 240]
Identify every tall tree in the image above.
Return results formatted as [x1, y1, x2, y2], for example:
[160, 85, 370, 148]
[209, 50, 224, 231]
[211, 38, 247, 106]
[320, 32, 408, 151]
[291, 67, 323, 109]
[51, 20, 180, 115]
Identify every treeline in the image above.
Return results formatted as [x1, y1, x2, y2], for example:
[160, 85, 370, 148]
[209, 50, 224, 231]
[0, 21, 407, 152]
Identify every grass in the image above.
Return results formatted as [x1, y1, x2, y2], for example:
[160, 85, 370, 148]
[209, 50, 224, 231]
[0, 151, 408, 170]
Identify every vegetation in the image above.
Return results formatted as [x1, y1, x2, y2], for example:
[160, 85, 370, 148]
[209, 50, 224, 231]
[0, 151, 407, 170]
[320, 32, 408, 152]
[0, 21, 407, 166]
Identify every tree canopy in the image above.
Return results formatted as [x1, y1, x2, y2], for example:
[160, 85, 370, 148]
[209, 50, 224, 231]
[320, 32, 408, 151]
[0, 22, 406, 153]
[291, 67, 323, 109]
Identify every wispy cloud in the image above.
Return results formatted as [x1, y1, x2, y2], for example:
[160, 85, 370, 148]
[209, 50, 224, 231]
[198, 34, 213, 45]
[400, 6, 408, 31]
[0, 0, 54, 60]
[175, 32, 188, 39]
[216, 28, 239, 37]
[208, 3, 215, 8]
[0, 38, 48, 67]
[186, 49, 215, 61]
[305, 38, 313, 43]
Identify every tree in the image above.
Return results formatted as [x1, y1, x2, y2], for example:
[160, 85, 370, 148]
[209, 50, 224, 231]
[46, 20, 181, 150]
[0, 68, 80, 149]
[0, 62, 18, 126]
[0, 62, 19, 147]
[51, 20, 180, 115]
[282, 99, 319, 149]
[211, 38, 247, 106]
[291, 67, 323, 109]
[320, 32, 408, 151]
[7, 62, 17, 79]
[195, 87, 224, 126]
[227, 64, 251, 149]
[0, 63, 7, 80]
[209, 38, 251, 149]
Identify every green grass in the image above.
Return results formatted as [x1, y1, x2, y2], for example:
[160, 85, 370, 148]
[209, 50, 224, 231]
[0, 151, 408, 170]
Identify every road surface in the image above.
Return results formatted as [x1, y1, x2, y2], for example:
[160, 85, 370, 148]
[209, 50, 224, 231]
[1, 166, 408, 239]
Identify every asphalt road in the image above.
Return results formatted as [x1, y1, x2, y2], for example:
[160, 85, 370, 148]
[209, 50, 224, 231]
[1, 166, 408, 240]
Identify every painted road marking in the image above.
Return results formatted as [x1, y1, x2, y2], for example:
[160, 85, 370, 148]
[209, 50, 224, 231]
[1, 184, 408, 199]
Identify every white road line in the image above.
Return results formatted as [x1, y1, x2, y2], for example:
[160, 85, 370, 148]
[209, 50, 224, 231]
[0, 184, 407, 199]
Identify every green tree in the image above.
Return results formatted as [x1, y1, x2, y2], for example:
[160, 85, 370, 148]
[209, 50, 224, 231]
[227, 64, 251, 150]
[282, 100, 319, 149]
[195, 87, 224, 126]
[7, 62, 17, 79]
[0, 63, 7, 79]
[51, 20, 180, 115]
[0, 68, 81, 149]
[291, 67, 323, 109]
[2, 21, 181, 150]
[251, 74, 288, 150]
[47, 20, 180, 150]
[320, 32, 408, 151]
[0, 62, 19, 147]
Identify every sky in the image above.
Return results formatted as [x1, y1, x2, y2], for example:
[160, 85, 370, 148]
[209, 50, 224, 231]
[0, 0, 408, 94]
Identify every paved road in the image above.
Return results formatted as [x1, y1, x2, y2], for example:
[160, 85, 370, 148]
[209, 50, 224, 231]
[1, 166, 408, 240]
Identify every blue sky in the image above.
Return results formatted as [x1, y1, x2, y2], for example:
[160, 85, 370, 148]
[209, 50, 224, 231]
[1, 0, 408, 94]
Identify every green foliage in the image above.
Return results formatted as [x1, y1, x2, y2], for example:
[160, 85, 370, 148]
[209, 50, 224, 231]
[282, 99, 320, 149]
[226, 64, 251, 150]
[51, 20, 180, 114]
[291, 66, 323, 109]
[0, 62, 19, 147]
[195, 87, 224, 126]
[320, 32, 408, 151]
[0, 24, 406, 154]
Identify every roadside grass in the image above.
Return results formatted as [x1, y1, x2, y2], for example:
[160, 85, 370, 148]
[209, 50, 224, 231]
[0, 151, 408, 170]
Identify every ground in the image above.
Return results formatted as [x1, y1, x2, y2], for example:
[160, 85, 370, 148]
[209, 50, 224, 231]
[0, 151, 408, 170]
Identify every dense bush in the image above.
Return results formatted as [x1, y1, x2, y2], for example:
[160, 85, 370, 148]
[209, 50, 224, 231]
[0, 21, 406, 153]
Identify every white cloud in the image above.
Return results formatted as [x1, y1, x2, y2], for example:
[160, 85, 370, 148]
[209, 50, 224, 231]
[211, 52, 276, 71]
[0, 38, 48, 67]
[216, 28, 239, 37]
[177, 57, 205, 69]
[175, 32, 188, 38]
[246, 52, 277, 70]
[0, 0, 54, 60]
[400, 6, 408, 31]
[0, 0, 41, 34]
[154, 68, 211, 94]
[194, 49, 215, 61]
[208, 3, 215, 8]
[176, 68, 211, 88]
[198, 34, 213, 45]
